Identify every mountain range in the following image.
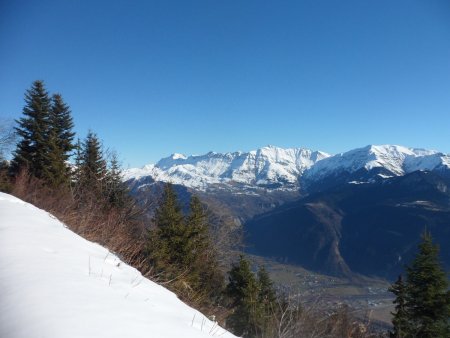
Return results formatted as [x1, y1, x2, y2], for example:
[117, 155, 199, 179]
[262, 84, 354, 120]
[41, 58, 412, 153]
[125, 145, 450, 279]
[125, 144, 450, 194]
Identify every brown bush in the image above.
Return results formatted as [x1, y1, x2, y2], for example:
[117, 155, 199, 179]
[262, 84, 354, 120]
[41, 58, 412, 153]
[11, 170, 151, 277]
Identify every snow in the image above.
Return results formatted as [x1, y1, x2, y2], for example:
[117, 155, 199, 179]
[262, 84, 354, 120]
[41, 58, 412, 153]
[124, 145, 330, 191]
[0, 193, 236, 338]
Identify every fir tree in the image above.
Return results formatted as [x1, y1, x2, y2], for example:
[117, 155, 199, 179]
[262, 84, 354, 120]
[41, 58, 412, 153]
[185, 196, 210, 264]
[147, 183, 186, 275]
[43, 130, 71, 187]
[49, 94, 75, 155]
[185, 195, 224, 302]
[11, 80, 51, 178]
[389, 275, 409, 338]
[404, 231, 449, 338]
[104, 152, 130, 209]
[77, 131, 107, 195]
[225, 255, 260, 337]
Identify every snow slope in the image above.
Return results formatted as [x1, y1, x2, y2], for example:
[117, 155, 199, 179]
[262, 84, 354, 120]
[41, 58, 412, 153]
[0, 193, 236, 338]
[124, 145, 329, 191]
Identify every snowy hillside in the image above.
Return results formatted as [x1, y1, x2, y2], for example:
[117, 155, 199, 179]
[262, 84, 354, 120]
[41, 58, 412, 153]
[0, 193, 236, 338]
[125, 145, 450, 193]
[124, 145, 329, 191]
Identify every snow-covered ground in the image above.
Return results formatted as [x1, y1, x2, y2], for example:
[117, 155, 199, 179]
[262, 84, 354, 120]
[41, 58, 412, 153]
[0, 193, 236, 338]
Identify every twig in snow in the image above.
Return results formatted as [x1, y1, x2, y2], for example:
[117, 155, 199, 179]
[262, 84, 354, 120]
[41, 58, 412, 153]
[201, 316, 205, 331]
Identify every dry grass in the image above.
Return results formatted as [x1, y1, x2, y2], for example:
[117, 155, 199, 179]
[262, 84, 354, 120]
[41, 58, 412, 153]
[11, 170, 151, 276]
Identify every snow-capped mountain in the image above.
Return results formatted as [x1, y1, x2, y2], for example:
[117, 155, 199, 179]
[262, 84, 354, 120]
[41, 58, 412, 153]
[124, 146, 330, 192]
[303, 145, 450, 188]
[125, 145, 450, 194]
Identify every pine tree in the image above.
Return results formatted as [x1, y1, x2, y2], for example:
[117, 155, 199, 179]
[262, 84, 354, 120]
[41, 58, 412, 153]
[185, 196, 210, 264]
[225, 255, 261, 337]
[43, 130, 71, 188]
[104, 152, 130, 209]
[185, 195, 224, 302]
[49, 93, 75, 156]
[47, 93, 75, 186]
[389, 275, 409, 338]
[0, 159, 11, 192]
[147, 183, 186, 275]
[404, 231, 450, 338]
[11, 80, 51, 178]
[79, 132, 106, 191]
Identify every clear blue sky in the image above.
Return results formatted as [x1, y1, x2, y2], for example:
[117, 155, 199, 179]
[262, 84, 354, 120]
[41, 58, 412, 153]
[1, 0, 450, 167]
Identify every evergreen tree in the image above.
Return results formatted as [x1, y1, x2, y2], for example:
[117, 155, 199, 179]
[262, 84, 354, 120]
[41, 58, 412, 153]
[185, 195, 224, 302]
[104, 152, 131, 209]
[43, 130, 71, 188]
[77, 131, 107, 196]
[49, 93, 75, 156]
[147, 183, 186, 275]
[11, 80, 51, 178]
[225, 256, 260, 337]
[0, 159, 11, 192]
[185, 196, 210, 264]
[389, 275, 409, 338]
[404, 231, 449, 338]
[73, 138, 83, 184]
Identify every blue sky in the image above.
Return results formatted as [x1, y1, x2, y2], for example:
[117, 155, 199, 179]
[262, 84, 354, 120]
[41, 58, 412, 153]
[1, 0, 450, 167]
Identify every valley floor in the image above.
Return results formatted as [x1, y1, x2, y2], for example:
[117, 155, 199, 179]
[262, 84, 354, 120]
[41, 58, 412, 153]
[248, 255, 394, 330]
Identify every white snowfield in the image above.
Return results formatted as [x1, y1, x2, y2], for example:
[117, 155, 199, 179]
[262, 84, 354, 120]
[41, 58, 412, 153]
[0, 193, 236, 338]
[125, 144, 450, 192]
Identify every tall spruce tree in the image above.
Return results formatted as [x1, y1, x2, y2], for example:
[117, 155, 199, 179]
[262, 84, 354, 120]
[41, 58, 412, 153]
[389, 231, 450, 338]
[104, 152, 130, 209]
[11, 80, 51, 178]
[49, 94, 75, 162]
[185, 195, 224, 301]
[404, 231, 449, 338]
[257, 265, 277, 306]
[76, 131, 107, 198]
[148, 183, 186, 275]
[226, 255, 261, 338]
[44, 130, 71, 187]
[389, 275, 409, 338]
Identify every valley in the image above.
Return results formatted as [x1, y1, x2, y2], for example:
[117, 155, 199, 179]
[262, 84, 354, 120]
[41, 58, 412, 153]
[247, 255, 393, 330]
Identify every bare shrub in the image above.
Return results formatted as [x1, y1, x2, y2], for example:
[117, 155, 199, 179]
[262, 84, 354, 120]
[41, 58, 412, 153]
[11, 170, 150, 276]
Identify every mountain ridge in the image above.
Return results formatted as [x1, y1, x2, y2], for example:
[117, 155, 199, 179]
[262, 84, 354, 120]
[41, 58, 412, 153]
[125, 144, 450, 194]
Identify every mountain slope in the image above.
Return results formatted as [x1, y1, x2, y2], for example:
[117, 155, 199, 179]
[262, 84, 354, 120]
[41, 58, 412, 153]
[245, 171, 450, 278]
[0, 193, 235, 338]
[303, 145, 450, 192]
